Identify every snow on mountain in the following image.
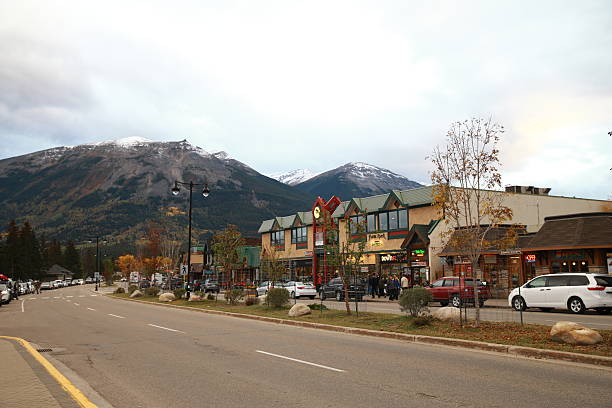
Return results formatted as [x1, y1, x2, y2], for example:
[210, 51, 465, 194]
[94, 136, 154, 147]
[268, 169, 320, 186]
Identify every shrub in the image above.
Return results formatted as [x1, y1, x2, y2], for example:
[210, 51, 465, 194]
[412, 315, 434, 327]
[225, 289, 244, 305]
[128, 285, 138, 294]
[267, 288, 289, 308]
[114, 287, 125, 294]
[207, 293, 215, 301]
[307, 303, 328, 311]
[173, 288, 186, 299]
[245, 296, 259, 306]
[399, 287, 432, 317]
[144, 286, 160, 297]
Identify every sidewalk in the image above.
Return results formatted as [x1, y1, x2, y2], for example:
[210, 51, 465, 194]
[0, 337, 93, 408]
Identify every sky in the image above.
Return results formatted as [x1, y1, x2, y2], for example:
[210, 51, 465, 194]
[0, 0, 610, 199]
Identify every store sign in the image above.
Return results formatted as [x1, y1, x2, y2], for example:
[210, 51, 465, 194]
[554, 250, 585, 260]
[380, 252, 409, 264]
[411, 261, 427, 267]
[411, 249, 426, 257]
[305, 251, 313, 256]
[315, 232, 324, 246]
[500, 248, 522, 255]
[525, 254, 536, 263]
[454, 256, 471, 264]
[484, 255, 497, 264]
[368, 233, 387, 247]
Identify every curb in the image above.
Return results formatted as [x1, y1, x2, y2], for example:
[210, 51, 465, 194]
[106, 295, 612, 368]
[0, 336, 98, 408]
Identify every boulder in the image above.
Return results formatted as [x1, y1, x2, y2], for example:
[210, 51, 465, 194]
[550, 321, 602, 345]
[159, 292, 176, 302]
[431, 306, 461, 322]
[288, 303, 311, 317]
[188, 294, 202, 302]
[130, 290, 143, 298]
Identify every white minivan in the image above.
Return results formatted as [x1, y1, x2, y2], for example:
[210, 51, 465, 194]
[508, 273, 612, 314]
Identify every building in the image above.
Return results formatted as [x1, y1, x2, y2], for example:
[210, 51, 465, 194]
[258, 185, 610, 294]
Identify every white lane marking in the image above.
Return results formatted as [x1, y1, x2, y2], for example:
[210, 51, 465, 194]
[74, 303, 80, 306]
[78, 296, 85, 298]
[255, 350, 345, 373]
[66, 300, 71, 302]
[54, 297, 60, 299]
[108, 314, 126, 319]
[42, 297, 49, 299]
[21, 300, 25, 313]
[66, 296, 74, 298]
[30, 298, 36, 300]
[90, 295, 98, 297]
[147, 324, 185, 334]
[87, 308, 96, 311]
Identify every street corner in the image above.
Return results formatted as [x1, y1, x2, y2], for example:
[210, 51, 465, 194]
[0, 336, 98, 408]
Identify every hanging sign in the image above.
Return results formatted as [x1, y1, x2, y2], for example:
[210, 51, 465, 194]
[525, 254, 536, 263]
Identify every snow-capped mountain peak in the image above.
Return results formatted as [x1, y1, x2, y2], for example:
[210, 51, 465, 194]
[268, 169, 320, 186]
[95, 136, 154, 147]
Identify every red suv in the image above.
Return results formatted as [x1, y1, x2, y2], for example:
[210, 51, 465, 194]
[426, 276, 490, 307]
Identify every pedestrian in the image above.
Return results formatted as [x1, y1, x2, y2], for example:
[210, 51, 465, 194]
[401, 274, 409, 295]
[391, 276, 401, 300]
[371, 274, 379, 298]
[378, 275, 387, 298]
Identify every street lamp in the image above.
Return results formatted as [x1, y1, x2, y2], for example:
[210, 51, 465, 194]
[171, 180, 210, 299]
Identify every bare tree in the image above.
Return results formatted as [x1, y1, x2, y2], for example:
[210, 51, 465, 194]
[430, 118, 513, 326]
[211, 224, 245, 290]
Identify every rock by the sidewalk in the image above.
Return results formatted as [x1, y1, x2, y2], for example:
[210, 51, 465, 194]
[159, 292, 176, 302]
[432, 306, 461, 322]
[188, 294, 202, 301]
[288, 303, 311, 317]
[130, 290, 143, 298]
[550, 321, 602, 345]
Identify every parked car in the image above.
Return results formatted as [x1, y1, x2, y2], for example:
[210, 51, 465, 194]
[203, 279, 220, 294]
[53, 280, 62, 289]
[85, 277, 93, 284]
[75, 279, 84, 285]
[508, 273, 612, 314]
[319, 277, 366, 301]
[139, 280, 151, 289]
[256, 281, 286, 297]
[40, 281, 52, 290]
[0, 283, 10, 303]
[426, 276, 490, 307]
[283, 281, 317, 299]
[18, 282, 29, 295]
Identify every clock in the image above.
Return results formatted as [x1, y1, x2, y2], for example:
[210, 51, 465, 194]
[313, 206, 321, 219]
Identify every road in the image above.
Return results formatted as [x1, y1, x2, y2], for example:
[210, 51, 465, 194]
[292, 297, 612, 330]
[1, 285, 610, 408]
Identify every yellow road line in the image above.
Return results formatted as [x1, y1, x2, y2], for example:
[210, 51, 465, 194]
[0, 336, 98, 408]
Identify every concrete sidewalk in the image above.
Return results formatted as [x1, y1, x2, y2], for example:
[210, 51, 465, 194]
[0, 337, 92, 408]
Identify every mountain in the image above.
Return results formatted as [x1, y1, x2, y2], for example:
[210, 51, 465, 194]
[293, 162, 423, 200]
[267, 169, 320, 186]
[0, 137, 311, 240]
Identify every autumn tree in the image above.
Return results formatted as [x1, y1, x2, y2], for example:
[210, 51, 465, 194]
[260, 245, 286, 286]
[212, 224, 245, 290]
[116, 254, 138, 278]
[430, 118, 513, 326]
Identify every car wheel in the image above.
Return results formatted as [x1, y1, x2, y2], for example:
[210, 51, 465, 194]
[290, 291, 296, 299]
[450, 294, 461, 308]
[512, 296, 526, 311]
[568, 297, 585, 314]
[320, 291, 326, 301]
[336, 291, 342, 302]
[439, 300, 449, 307]
[595, 307, 611, 315]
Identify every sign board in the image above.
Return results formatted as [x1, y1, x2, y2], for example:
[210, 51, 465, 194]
[411, 261, 427, 267]
[525, 254, 536, 263]
[304, 251, 313, 256]
[500, 248, 522, 255]
[380, 252, 409, 264]
[129, 271, 140, 282]
[360, 266, 369, 273]
[94, 272, 100, 279]
[315, 232, 324, 246]
[180, 264, 188, 276]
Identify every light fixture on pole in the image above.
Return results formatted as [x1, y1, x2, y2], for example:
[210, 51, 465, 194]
[171, 179, 210, 300]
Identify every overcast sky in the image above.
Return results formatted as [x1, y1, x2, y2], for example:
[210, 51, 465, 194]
[0, 0, 610, 199]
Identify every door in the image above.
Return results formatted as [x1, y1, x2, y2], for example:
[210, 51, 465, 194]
[521, 276, 548, 307]
[545, 275, 569, 307]
[429, 279, 444, 300]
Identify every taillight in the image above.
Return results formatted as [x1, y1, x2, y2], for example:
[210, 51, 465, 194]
[587, 286, 605, 291]
[297, 287, 304, 289]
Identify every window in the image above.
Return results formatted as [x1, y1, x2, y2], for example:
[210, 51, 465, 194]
[291, 227, 307, 244]
[526, 276, 546, 288]
[350, 215, 365, 234]
[594, 276, 612, 287]
[568, 276, 589, 286]
[379, 212, 388, 231]
[398, 209, 407, 229]
[367, 214, 376, 232]
[443, 278, 456, 287]
[547, 275, 568, 287]
[388, 211, 398, 230]
[431, 279, 443, 287]
[271, 230, 284, 246]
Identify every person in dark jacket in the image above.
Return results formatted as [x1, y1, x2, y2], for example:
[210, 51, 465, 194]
[371, 274, 379, 298]
[378, 275, 387, 298]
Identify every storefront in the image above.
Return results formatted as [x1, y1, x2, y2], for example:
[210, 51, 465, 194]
[378, 251, 410, 278]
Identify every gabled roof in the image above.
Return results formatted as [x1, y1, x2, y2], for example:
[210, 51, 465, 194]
[294, 211, 313, 226]
[381, 190, 404, 210]
[331, 201, 350, 218]
[523, 213, 612, 250]
[395, 186, 434, 207]
[275, 215, 296, 229]
[438, 226, 526, 256]
[257, 219, 276, 233]
[343, 193, 390, 216]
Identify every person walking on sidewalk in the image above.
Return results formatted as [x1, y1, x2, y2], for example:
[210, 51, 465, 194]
[371, 274, 379, 298]
[378, 275, 387, 298]
[401, 274, 409, 295]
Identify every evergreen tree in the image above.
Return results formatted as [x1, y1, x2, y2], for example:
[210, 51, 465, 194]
[48, 240, 63, 267]
[81, 247, 96, 279]
[6, 220, 20, 279]
[19, 222, 43, 280]
[63, 240, 82, 278]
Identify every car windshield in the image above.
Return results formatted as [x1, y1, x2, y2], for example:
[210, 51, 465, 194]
[0, 284, 7, 290]
[595, 276, 612, 287]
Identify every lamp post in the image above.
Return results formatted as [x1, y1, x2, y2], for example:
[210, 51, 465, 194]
[95, 236, 99, 291]
[171, 180, 210, 300]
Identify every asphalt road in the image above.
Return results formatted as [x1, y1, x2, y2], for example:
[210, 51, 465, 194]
[293, 297, 612, 330]
[2, 285, 611, 408]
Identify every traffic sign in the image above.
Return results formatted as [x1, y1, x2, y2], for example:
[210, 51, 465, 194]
[180, 264, 188, 276]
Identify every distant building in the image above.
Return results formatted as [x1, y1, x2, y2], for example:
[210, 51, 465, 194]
[45, 264, 73, 281]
